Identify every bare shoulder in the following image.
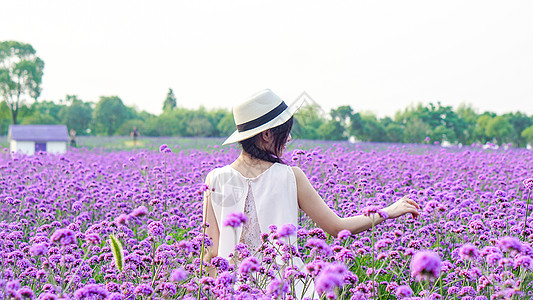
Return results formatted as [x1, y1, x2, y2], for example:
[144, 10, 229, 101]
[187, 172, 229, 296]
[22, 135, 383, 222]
[290, 166, 309, 184]
[290, 166, 304, 177]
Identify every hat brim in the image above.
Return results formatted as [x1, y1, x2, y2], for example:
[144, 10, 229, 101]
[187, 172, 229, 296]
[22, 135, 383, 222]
[222, 97, 305, 145]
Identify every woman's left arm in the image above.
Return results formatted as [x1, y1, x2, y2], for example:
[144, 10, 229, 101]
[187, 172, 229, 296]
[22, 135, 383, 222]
[292, 167, 419, 236]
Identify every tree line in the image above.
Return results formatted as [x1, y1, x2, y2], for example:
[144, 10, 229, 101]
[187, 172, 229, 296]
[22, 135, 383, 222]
[1, 91, 533, 147]
[2, 40, 533, 146]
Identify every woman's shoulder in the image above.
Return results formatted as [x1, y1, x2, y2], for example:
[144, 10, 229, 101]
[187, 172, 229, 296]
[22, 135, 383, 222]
[287, 166, 308, 183]
[206, 165, 233, 178]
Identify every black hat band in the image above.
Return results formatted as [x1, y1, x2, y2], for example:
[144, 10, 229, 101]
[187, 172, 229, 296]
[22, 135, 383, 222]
[236, 101, 288, 132]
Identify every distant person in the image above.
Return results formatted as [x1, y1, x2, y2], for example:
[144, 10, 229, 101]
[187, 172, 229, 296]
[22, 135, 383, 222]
[131, 126, 140, 146]
[69, 128, 77, 147]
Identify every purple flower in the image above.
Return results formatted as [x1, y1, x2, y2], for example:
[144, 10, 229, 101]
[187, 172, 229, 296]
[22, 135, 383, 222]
[73, 283, 109, 299]
[30, 243, 48, 256]
[6, 280, 20, 291]
[238, 256, 260, 274]
[315, 263, 349, 296]
[276, 223, 297, 238]
[514, 255, 533, 269]
[410, 250, 442, 281]
[337, 229, 351, 240]
[377, 209, 389, 219]
[215, 271, 234, 288]
[396, 285, 413, 298]
[362, 206, 381, 216]
[114, 214, 129, 225]
[159, 144, 169, 153]
[486, 252, 503, 264]
[85, 233, 101, 245]
[211, 256, 229, 271]
[37, 293, 57, 300]
[107, 293, 124, 300]
[18, 287, 34, 299]
[50, 228, 77, 246]
[130, 205, 148, 217]
[133, 284, 154, 296]
[223, 212, 248, 228]
[147, 221, 165, 236]
[306, 238, 332, 256]
[524, 178, 533, 191]
[498, 236, 522, 253]
[459, 243, 479, 260]
[267, 278, 289, 298]
[170, 268, 188, 282]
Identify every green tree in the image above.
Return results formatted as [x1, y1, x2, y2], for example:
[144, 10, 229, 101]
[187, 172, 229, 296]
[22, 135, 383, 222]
[205, 108, 231, 137]
[503, 112, 533, 147]
[317, 119, 345, 140]
[0, 101, 12, 135]
[92, 96, 129, 135]
[359, 114, 387, 142]
[0, 41, 45, 124]
[521, 125, 533, 145]
[474, 114, 492, 143]
[456, 104, 478, 145]
[293, 104, 326, 139]
[404, 118, 430, 143]
[59, 95, 93, 135]
[385, 123, 405, 143]
[330, 105, 353, 128]
[485, 116, 513, 144]
[163, 88, 177, 112]
[348, 112, 364, 139]
[217, 113, 236, 137]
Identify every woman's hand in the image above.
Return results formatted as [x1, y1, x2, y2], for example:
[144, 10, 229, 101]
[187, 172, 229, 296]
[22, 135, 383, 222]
[383, 197, 420, 219]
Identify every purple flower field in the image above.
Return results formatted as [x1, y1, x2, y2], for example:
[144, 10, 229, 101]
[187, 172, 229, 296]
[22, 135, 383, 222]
[0, 143, 532, 299]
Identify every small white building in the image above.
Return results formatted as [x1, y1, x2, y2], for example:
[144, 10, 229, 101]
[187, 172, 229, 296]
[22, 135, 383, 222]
[8, 125, 69, 155]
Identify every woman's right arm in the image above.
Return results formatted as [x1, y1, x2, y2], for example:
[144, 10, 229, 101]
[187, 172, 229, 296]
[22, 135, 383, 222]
[202, 172, 219, 277]
[292, 167, 419, 237]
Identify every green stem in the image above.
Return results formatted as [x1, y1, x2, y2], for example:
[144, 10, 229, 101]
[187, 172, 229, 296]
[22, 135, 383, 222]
[197, 220, 208, 300]
[523, 190, 531, 240]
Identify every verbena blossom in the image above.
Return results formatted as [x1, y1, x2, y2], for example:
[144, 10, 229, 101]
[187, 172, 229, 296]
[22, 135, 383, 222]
[147, 221, 165, 236]
[159, 144, 172, 153]
[29, 243, 48, 256]
[396, 285, 413, 298]
[170, 268, 188, 282]
[276, 223, 297, 238]
[130, 205, 148, 217]
[238, 256, 260, 275]
[267, 278, 289, 298]
[73, 283, 109, 299]
[50, 228, 77, 246]
[133, 284, 153, 297]
[524, 178, 533, 190]
[498, 236, 522, 253]
[315, 262, 349, 296]
[223, 212, 248, 228]
[458, 243, 479, 260]
[337, 229, 351, 239]
[410, 250, 442, 281]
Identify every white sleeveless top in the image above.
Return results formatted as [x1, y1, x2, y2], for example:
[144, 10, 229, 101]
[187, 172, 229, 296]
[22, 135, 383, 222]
[206, 163, 318, 299]
[206, 163, 299, 259]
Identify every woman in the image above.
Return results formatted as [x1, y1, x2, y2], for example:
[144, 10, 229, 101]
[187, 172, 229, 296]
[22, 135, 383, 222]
[202, 89, 420, 296]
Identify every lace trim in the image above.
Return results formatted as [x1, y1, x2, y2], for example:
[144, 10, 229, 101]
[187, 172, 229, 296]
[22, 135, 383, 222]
[239, 182, 262, 251]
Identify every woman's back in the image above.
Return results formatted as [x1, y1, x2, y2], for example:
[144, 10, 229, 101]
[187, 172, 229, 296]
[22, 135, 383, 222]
[207, 162, 299, 259]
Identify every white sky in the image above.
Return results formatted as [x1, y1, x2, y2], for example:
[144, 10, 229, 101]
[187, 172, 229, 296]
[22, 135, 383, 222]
[1, 0, 532, 117]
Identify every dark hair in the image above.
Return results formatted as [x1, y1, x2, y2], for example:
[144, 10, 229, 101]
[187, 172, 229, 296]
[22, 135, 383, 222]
[239, 117, 293, 164]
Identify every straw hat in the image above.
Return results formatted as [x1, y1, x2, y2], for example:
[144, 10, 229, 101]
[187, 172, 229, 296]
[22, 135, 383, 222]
[223, 89, 304, 145]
